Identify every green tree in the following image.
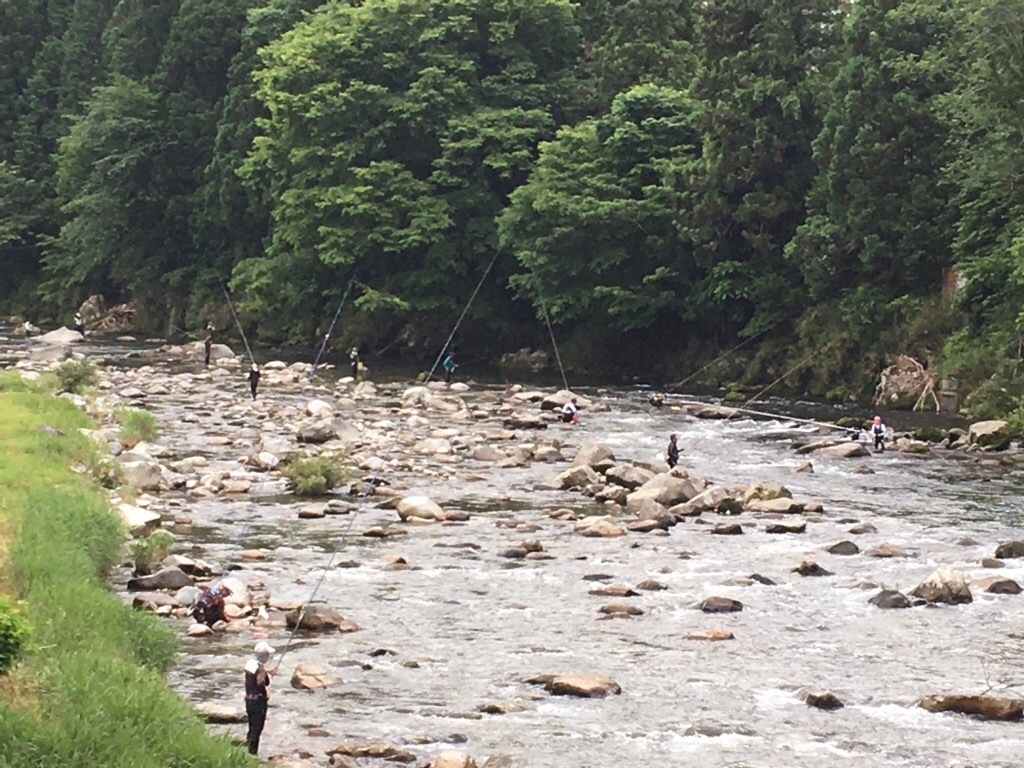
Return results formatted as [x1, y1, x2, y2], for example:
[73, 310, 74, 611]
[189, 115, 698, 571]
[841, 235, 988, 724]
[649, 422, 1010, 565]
[500, 85, 703, 337]
[241, 0, 581, 350]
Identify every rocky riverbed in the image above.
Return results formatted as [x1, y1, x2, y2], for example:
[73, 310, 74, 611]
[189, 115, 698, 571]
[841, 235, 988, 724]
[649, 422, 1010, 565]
[4, 331, 1024, 768]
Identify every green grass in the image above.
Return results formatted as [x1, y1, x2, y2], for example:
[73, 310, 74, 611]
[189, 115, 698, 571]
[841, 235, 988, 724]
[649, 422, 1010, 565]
[281, 454, 352, 496]
[0, 373, 253, 767]
[115, 407, 159, 448]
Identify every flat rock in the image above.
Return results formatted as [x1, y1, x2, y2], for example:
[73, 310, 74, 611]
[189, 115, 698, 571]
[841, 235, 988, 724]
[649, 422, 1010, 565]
[793, 561, 832, 577]
[699, 597, 742, 613]
[431, 752, 478, 768]
[685, 630, 734, 641]
[545, 674, 621, 698]
[291, 662, 341, 690]
[812, 442, 870, 459]
[37, 327, 85, 345]
[919, 694, 1023, 721]
[636, 579, 668, 591]
[866, 543, 908, 558]
[127, 566, 192, 591]
[766, 522, 806, 534]
[574, 516, 625, 538]
[712, 523, 743, 535]
[327, 743, 417, 764]
[194, 702, 245, 723]
[848, 522, 878, 535]
[285, 605, 359, 632]
[397, 496, 446, 522]
[746, 497, 805, 514]
[827, 540, 860, 556]
[869, 589, 911, 609]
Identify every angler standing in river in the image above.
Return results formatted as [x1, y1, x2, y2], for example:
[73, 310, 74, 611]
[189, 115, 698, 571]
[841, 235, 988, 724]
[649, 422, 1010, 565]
[872, 415, 887, 452]
[203, 332, 213, 366]
[244, 641, 275, 755]
[666, 434, 680, 468]
[443, 353, 457, 383]
[247, 364, 261, 400]
[349, 346, 360, 380]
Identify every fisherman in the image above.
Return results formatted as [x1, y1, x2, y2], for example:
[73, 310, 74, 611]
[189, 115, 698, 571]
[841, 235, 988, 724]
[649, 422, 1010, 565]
[72, 313, 85, 335]
[666, 434, 680, 468]
[649, 392, 666, 408]
[190, 585, 231, 627]
[871, 415, 887, 452]
[244, 641, 276, 755]
[560, 397, 579, 424]
[349, 346, 360, 380]
[443, 353, 457, 383]
[204, 332, 213, 366]
[247, 364, 261, 400]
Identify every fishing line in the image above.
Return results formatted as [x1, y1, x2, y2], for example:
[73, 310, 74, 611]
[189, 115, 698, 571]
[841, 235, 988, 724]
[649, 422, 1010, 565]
[274, 249, 502, 669]
[536, 287, 570, 392]
[662, 326, 772, 397]
[308, 274, 358, 381]
[219, 280, 256, 365]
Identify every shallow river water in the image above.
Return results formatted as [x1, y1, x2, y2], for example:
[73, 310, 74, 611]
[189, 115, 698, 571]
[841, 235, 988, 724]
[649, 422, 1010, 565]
[7, 330, 1024, 768]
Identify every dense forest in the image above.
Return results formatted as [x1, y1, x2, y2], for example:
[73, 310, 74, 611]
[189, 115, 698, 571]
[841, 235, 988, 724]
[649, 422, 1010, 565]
[2, 0, 1024, 411]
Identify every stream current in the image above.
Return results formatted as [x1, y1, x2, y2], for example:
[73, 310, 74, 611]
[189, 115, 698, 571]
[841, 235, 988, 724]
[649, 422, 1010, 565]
[6, 330, 1024, 768]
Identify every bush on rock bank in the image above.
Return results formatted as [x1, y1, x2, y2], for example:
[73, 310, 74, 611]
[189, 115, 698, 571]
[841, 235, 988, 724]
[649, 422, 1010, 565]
[281, 454, 351, 496]
[0, 374, 253, 767]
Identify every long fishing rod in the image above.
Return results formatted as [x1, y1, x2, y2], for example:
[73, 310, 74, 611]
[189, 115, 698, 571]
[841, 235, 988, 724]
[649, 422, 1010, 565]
[308, 274, 358, 379]
[670, 400, 855, 434]
[274, 248, 502, 670]
[219, 281, 256, 365]
[663, 326, 773, 396]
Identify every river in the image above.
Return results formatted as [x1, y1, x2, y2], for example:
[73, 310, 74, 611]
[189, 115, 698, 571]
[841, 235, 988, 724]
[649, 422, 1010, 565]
[4, 329, 1024, 767]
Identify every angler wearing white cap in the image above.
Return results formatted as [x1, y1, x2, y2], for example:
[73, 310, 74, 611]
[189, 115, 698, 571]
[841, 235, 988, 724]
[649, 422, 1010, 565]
[244, 641, 276, 755]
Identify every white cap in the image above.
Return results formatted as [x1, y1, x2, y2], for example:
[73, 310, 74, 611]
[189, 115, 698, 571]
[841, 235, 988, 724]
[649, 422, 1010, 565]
[254, 641, 276, 657]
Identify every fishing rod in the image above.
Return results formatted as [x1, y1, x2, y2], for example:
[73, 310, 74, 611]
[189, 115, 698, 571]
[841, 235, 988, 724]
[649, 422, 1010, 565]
[535, 285, 570, 393]
[669, 399, 857, 434]
[308, 274, 358, 380]
[663, 326, 774, 396]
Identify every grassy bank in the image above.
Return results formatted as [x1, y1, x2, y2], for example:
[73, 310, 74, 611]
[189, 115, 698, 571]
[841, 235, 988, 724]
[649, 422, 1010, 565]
[0, 374, 253, 767]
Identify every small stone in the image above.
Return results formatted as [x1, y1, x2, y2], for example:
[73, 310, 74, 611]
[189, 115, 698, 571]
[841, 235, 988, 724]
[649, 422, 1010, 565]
[804, 692, 844, 711]
[793, 561, 832, 577]
[712, 523, 743, 535]
[866, 543, 907, 558]
[748, 573, 777, 586]
[982, 558, 1005, 569]
[685, 630, 734, 641]
[766, 522, 806, 534]
[636, 579, 668, 591]
[598, 603, 643, 616]
[971, 576, 1022, 595]
[544, 674, 621, 698]
[588, 586, 639, 598]
[848, 522, 877, 535]
[869, 589, 911, 609]
[827, 541, 860, 556]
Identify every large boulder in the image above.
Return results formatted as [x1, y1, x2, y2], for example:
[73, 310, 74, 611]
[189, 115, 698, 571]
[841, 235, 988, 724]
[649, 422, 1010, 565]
[557, 465, 601, 490]
[297, 419, 336, 444]
[502, 412, 548, 430]
[396, 496, 446, 522]
[672, 487, 741, 516]
[290, 662, 341, 690]
[968, 420, 1012, 451]
[116, 503, 162, 535]
[604, 464, 655, 490]
[910, 566, 972, 605]
[545, 674, 620, 698]
[811, 442, 870, 459]
[190, 341, 235, 362]
[541, 390, 592, 411]
[743, 483, 792, 503]
[572, 443, 616, 470]
[874, 355, 931, 408]
[919, 695, 1023, 721]
[305, 399, 335, 418]
[627, 473, 698, 508]
[285, 605, 360, 632]
[414, 437, 453, 455]
[995, 541, 1024, 559]
[78, 295, 107, 326]
[746, 498, 805, 514]
[37, 327, 84, 345]
[127, 566, 193, 591]
[120, 460, 167, 491]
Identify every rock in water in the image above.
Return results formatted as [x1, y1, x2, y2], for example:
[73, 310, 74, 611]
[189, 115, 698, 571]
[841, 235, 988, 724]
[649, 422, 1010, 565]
[827, 541, 860, 556]
[994, 541, 1024, 559]
[919, 695, 1023, 721]
[545, 674, 621, 698]
[699, 597, 743, 613]
[297, 419, 336, 444]
[573, 516, 625, 538]
[285, 605, 360, 632]
[327, 743, 417, 763]
[37, 327, 85, 345]
[910, 566, 973, 604]
[396, 496, 446, 522]
[604, 464, 655, 490]
[804, 692, 845, 711]
[968, 420, 1012, 451]
[971, 576, 1022, 595]
[793, 561, 832, 577]
[557, 465, 600, 489]
[431, 752, 478, 768]
[127, 566, 192, 591]
[812, 442, 871, 459]
[572, 443, 616, 470]
[194, 702, 245, 723]
[291, 662, 341, 690]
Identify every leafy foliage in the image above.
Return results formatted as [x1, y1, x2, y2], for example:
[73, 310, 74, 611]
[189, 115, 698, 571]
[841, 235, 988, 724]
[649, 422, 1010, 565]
[128, 529, 176, 576]
[0, 598, 32, 675]
[55, 358, 97, 393]
[281, 454, 350, 496]
[115, 407, 158, 447]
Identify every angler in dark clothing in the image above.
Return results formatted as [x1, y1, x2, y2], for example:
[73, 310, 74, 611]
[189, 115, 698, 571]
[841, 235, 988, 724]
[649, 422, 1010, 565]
[666, 434, 680, 468]
[349, 347, 360, 380]
[247, 364, 260, 400]
[649, 393, 666, 408]
[204, 334, 213, 366]
[72, 313, 85, 335]
[443, 354, 457, 383]
[244, 641, 275, 755]
[190, 585, 231, 627]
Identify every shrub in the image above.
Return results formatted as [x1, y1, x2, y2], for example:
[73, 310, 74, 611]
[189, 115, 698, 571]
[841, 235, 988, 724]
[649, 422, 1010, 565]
[129, 530, 176, 576]
[83, 452, 124, 489]
[0, 598, 31, 675]
[55, 359, 98, 394]
[115, 408, 158, 448]
[281, 454, 350, 496]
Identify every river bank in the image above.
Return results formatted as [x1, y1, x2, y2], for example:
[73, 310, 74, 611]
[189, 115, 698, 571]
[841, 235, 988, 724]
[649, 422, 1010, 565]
[0, 373, 253, 768]
[3, 335, 1024, 768]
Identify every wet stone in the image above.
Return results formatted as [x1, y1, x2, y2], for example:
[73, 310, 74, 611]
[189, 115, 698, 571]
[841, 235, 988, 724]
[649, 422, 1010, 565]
[712, 523, 743, 535]
[804, 692, 845, 711]
[588, 586, 639, 598]
[827, 541, 860, 556]
[869, 589, 911, 609]
[766, 522, 805, 534]
[793, 561, 832, 577]
[699, 597, 743, 613]
[749, 573, 777, 586]
[636, 579, 668, 591]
